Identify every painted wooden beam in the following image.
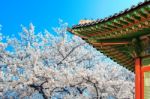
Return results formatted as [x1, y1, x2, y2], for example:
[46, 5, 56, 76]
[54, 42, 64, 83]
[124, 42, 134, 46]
[92, 42, 129, 46]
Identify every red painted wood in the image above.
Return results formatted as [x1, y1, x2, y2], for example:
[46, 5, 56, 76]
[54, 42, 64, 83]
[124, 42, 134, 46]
[141, 66, 150, 72]
[141, 66, 150, 99]
[135, 58, 141, 99]
[92, 42, 129, 46]
[141, 70, 144, 99]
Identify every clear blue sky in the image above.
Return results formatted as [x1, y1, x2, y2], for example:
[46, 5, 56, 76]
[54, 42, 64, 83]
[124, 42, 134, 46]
[0, 0, 144, 36]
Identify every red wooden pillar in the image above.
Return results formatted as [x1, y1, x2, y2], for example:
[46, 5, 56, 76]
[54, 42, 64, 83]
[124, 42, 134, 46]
[135, 58, 141, 99]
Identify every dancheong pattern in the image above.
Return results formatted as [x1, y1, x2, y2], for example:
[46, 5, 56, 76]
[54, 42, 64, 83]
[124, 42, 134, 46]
[68, 1, 150, 72]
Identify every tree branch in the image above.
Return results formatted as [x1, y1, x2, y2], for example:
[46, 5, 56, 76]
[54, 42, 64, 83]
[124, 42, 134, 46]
[83, 77, 99, 99]
[29, 80, 48, 99]
[57, 43, 85, 65]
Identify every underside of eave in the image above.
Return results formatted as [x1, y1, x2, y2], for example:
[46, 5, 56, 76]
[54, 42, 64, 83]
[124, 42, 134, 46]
[93, 45, 135, 72]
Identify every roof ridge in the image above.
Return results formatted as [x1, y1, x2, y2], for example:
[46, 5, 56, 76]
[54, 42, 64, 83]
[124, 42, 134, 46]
[72, 0, 150, 29]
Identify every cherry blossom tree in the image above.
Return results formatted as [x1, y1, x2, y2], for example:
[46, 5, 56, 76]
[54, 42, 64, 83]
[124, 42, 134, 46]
[0, 21, 134, 99]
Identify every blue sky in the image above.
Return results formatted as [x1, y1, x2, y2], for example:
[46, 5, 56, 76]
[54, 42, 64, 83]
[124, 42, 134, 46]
[0, 0, 144, 36]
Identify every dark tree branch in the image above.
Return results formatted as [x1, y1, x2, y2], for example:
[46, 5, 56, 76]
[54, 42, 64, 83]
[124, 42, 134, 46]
[76, 87, 87, 94]
[29, 80, 48, 99]
[83, 77, 99, 99]
[57, 43, 85, 65]
[57, 46, 65, 59]
[55, 87, 71, 95]
[67, 53, 88, 64]
[40, 79, 48, 86]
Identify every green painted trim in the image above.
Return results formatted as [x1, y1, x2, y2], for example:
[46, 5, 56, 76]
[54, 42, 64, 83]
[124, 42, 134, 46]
[142, 57, 150, 66]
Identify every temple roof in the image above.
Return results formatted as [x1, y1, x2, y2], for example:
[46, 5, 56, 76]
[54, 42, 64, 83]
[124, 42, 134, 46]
[68, 1, 150, 72]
